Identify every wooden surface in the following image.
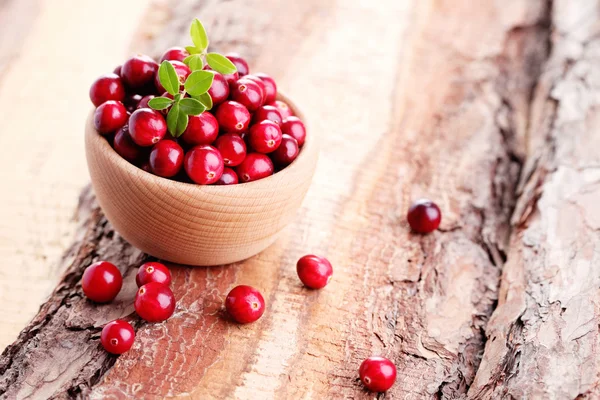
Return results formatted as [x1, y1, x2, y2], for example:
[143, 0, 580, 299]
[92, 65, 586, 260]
[0, 0, 598, 399]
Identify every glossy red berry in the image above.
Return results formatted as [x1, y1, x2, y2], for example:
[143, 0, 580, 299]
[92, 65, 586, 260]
[281, 116, 306, 147]
[155, 61, 191, 93]
[296, 255, 333, 289]
[94, 101, 128, 134]
[216, 168, 239, 185]
[114, 125, 145, 163]
[407, 199, 441, 233]
[271, 134, 299, 166]
[184, 145, 224, 185]
[245, 75, 266, 104]
[214, 134, 247, 167]
[135, 282, 176, 322]
[215, 101, 251, 133]
[253, 105, 282, 125]
[230, 78, 264, 111]
[235, 153, 274, 183]
[159, 46, 190, 63]
[271, 100, 293, 119]
[204, 70, 229, 106]
[137, 95, 155, 109]
[121, 54, 159, 88]
[81, 261, 123, 303]
[101, 319, 135, 354]
[225, 53, 250, 76]
[89, 73, 125, 107]
[255, 73, 277, 104]
[359, 357, 397, 392]
[136, 261, 171, 287]
[123, 94, 142, 113]
[225, 285, 265, 324]
[204, 64, 239, 88]
[150, 140, 184, 177]
[129, 108, 167, 146]
[248, 120, 282, 153]
[182, 112, 219, 145]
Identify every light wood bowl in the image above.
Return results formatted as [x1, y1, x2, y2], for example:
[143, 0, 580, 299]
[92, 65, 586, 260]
[85, 93, 318, 266]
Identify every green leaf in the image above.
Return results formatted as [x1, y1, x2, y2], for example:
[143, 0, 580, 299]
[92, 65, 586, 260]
[195, 92, 213, 110]
[206, 53, 237, 75]
[185, 45, 200, 55]
[184, 70, 214, 96]
[179, 98, 206, 115]
[148, 97, 173, 110]
[166, 104, 189, 137]
[158, 61, 180, 96]
[190, 19, 209, 52]
[174, 93, 182, 102]
[183, 54, 204, 71]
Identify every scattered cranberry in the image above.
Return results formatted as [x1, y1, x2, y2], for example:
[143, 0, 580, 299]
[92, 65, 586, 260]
[89, 73, 125, 107]
[255, 73, 277, 104]
[235, 153, 274, 183]
[150, 140, 184, 177]
[137, 95, 155, 109]
[159, 46, 190, 63]
[155, 60, 191, 93]
[182, 112, 219, 146]
[225, 53, 249, 76]
[184, 145, 224, 184]
[271, 100, 293, 119]
[215, 101, 251, 133]
[216, 168, 239, 185]
[281, 116, 306, 146]
[230, 78, 264, 111]
[101, 319, 135, 354]
[214, 134, 247, 167]
[225, 285, 265, 324]
[123, 94, 142, 113]
[205, 70, 230, 106]
[248, 120, 282, 153]
[136, 261, 172, 287]
[81, 261, 123, 303]
[94, 100, 128, 134]
[134, 282, 176, 322]
[359, 357, 397, 392]
[271, 134, 299, 166]
[252, 105, 282, 126]
[121, 54, 159, 88]
[296, 255, 333, 289]
[114, 126, 145, 163]
[129, 108, 167, 146]
[407, 199, 441, 233]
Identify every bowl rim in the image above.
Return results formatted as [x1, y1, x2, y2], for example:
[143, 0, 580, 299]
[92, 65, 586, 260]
[86, 91, 316, 193]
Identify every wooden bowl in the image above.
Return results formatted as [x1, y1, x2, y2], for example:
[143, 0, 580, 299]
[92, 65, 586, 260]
[85, 93, 317, 266]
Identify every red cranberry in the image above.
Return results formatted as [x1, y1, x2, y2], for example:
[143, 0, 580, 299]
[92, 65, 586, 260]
[255, 73, 277, 104]
[359, 357, 397, 392]
[184, 145, 224, 184]
[225, 285, 265, 324]
[81, 261, 123, 303]
[123, 94, 142, 113]
[271, 134, 299, 166]
[215, 101, 251, 133]
[159, 46, 189, 63]
[407, 199, 441, 233]
[101, 319, 135, 354]
[214, 134, 247, 167]
[271, 100, 293, 119]
[89, 73, 125, 106]
[203, 65, 239, 89]
[140, 161, 152, 173]
[230, 78, 264, 111]
[182, 112, 219, 146]
[248, 120, 282, 153]
[94, 101, 128, 134]
[281, 116, 306, 146]
[136, 261, 171, 287]
[216, 168, 239, 185]
[225, 53, 249, 76]
[113, 65, 122, 76]
[150, 140, 184, 177]
[137, 95, 155, 109]
[129, 108, 167, 146]
[121, 54, 159, 88]
[245, 75, 266, 104]
[253, 105, 282, 125]
[155, 61, 190, 93]
[134, 282, 176, 322]
[296, 255, 333, 289]
[235, 153, 274, 183]
[114, 126, 145, 163]
[205, 71, 230, 106]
